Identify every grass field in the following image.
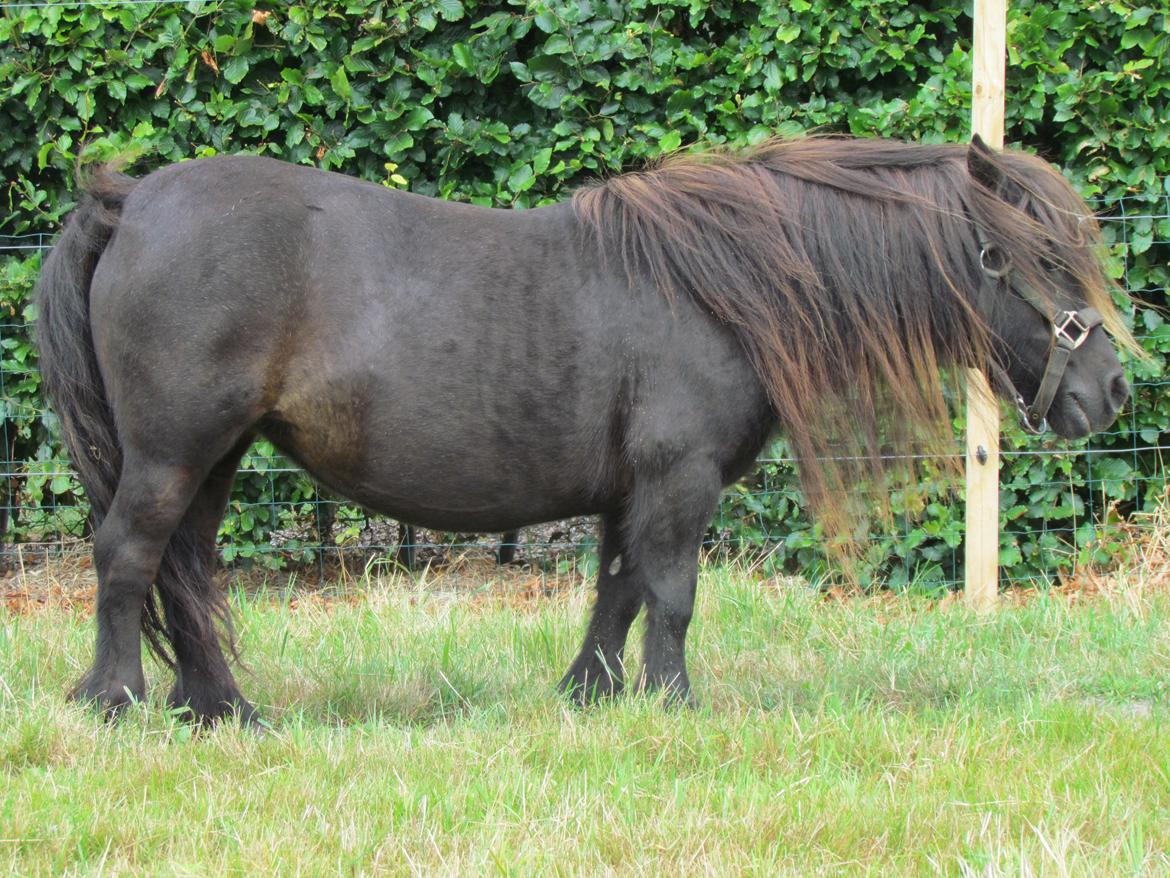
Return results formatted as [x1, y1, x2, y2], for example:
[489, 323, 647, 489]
[2, 553, 1169, 876]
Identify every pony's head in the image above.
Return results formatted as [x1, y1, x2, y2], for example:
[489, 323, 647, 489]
[965, 136, 1132, 439]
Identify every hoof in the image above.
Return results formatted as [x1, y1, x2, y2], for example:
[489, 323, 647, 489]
[634, 672, 697, 709]
[558, 658, 623, 706]
[69, 670, 146, 719]
[168, 681, 259, 727]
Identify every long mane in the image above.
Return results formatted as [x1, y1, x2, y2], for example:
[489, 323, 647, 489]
[573, 136, 1130, 538]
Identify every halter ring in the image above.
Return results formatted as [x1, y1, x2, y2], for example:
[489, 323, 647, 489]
[1015, 395, 1048, 435]
[979, 245, 1011, 279]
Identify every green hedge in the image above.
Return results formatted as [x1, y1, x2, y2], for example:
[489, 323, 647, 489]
[1, 0, 1167, 585]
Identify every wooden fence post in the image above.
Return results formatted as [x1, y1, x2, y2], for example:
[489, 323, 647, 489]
[964, 0, 1006, 610]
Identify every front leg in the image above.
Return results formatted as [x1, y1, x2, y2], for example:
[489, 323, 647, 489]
[559, 514, 642, 703]
[563, 458, 722, 706]
[635, 559, 699, 705]
[627, 462, 722, 705]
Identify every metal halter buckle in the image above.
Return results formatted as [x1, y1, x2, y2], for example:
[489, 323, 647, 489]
[1053, 310, 1093, 350]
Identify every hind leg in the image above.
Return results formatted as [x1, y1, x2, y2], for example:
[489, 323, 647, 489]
[497, 529, 520, 565]
[559, 514, 643, 703]
[162, 438, 256, 724]
[71, 453, 204, 715]
[396, 523, 416, 571]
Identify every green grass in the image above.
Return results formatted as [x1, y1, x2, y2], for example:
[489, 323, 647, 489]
[2, 568, 1169, 876]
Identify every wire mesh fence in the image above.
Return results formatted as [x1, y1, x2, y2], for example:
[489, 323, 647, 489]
[1, 186, 1167, 587]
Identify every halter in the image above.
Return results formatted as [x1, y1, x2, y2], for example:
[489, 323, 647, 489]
[978, 232, 1102, 435]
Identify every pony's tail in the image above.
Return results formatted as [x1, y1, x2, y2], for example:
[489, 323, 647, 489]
[35, 165, 134, 524]
[36, 166, 224, 668]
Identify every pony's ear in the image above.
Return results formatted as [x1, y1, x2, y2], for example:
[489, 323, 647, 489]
[967, 135, 1027, 207]
[967, 134, 1006, 192]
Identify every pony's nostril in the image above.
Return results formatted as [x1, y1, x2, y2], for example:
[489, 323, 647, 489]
[1109, 372, 1130, 409]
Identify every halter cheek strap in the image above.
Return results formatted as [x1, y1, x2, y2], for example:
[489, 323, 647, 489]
[978, 238, 1103, 435]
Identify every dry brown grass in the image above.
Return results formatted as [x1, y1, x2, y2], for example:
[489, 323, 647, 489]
[1, 541, 95, 615]
[1055, 487, 1170, 618]
[0, 543, 588, 617]
[4, 494, 1168, 619]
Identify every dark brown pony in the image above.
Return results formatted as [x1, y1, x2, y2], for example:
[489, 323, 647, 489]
[36, 136, 1130, 722]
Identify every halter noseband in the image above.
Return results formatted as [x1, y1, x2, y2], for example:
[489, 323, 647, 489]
[978, 233, 1102, 435]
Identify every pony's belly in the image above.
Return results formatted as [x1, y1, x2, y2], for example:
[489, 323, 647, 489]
[363, 440, 601, 530]
[305, 463, 598, 532]
[346, 490, 597, 533]
[261, 410, 604, 532]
